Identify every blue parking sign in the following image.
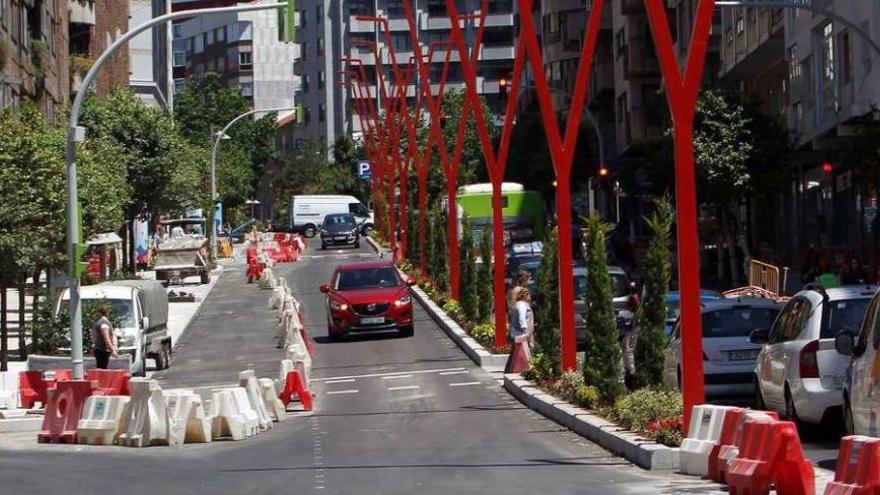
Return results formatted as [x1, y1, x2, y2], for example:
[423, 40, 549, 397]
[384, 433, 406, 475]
[357, 160, 372, 180]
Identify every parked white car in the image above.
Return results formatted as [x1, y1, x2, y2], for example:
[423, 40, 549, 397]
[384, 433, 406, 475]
[752, 285, 876, 425]
[664, 298, 781, 398]
[835, 288, 880, 436]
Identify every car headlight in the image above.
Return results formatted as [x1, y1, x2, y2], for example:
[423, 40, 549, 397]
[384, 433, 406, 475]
[394, 295, 412, 307]
[321, 229, 329, 235]
[330, 300, 349, 311]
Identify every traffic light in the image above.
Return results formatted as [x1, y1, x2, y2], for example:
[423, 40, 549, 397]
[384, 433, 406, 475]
[281, 0, 296, 43]
[499, 77, 509, 98]
[822, 161, 833, 173]
[598, 165, 610, 177]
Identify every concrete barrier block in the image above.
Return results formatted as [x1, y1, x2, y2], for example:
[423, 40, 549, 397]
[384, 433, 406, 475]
[239, 371, 272, 431]
[209, 387, 258, 440]
[77, 395, 131, 445]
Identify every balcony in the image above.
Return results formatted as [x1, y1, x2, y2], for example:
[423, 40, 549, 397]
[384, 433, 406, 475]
[480, 45, 515, 61]
[69, 0, 96, 25]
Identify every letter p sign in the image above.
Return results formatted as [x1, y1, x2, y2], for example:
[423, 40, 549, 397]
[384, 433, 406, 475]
[357, 160, 372, 180]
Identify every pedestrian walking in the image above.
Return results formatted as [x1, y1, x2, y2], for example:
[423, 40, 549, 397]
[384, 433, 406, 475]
[91, 304, 118, 369]
[505, 287, 534, 373]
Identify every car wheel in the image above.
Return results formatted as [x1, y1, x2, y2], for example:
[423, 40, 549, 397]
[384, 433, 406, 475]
[844, 394, 855, 436]
[304, 224, 317, 238]
[399, 325, 414, 337]
[354, 240, 360, 249]
[784, 386, 800, 423]
[154, 349, 167, 371]
[754, 375, 766, 409]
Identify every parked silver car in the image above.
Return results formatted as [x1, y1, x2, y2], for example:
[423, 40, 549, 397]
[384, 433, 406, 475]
[752, 284, 876, 424]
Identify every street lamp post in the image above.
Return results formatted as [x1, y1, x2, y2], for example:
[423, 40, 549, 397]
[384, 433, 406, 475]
[64, 2, 287, 379]
[210, 106, 290, 260]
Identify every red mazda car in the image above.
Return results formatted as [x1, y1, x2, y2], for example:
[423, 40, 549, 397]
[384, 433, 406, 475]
[320, 260, 415, 339]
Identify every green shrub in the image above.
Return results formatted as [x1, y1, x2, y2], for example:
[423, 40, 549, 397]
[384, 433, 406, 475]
[534, 228, 562, 379]
[611, 389, 683, 433]
[574, 385, 601, 409]
[442, 299, 465, 323]
[459, 215, 478, 321]
[470, 321, 495, 348]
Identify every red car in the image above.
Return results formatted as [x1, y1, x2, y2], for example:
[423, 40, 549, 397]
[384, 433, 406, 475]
[320, 260, 415, 339]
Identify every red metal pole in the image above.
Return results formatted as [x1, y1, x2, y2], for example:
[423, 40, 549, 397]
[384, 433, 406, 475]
[643, 0, 714, 433]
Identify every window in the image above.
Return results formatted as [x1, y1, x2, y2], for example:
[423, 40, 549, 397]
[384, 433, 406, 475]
[194, 35, 203, 54]
[318, 70, 325, 89]
[216, 26, 226, 43]
[173, 51, 186, 67]
[237, 21, 253, 41]
[861, 21, 872, 75]
[823, 298, 871, 339]
[735, 15, 744, 34]
[316, 5, 323, 20]
[238, 51, 253, 67]
[174, 78, 186, 93]
[301, 41, 308, 60]
[206, 60, 215, 72]
[841, 31, 853, 85]
[820, 22, 837, 113]
[803, 55, 814, 108]
[788, 44, 801, 101]
[615, 28, 627, 60]
[769, 299, 810, 344]
[302, 74, 310, 92]
[385, 1, 403, 18]
[240, 82, 253, 97]
[300, 9, 306, 27]
[318, 37, 324, 56]
[173, 24, 182, 39]
[207, 30, 214, 45]
[319, 103, 326, 122]
[217, 57, 226, 72]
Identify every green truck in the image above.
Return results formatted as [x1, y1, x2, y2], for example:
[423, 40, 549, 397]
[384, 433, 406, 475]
[456, 182, 545, 243]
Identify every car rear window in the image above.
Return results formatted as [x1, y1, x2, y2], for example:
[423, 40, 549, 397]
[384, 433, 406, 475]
[702, 307, 779, 338]
[822, 298, 871, 339]
[611, 274, 629, 298]
[325, 215, 355, 226]
[336, 267, 400, 290]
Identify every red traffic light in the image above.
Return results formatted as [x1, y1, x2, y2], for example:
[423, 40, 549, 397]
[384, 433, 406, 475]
[822, 162, 833, 173]
[598, 165, 609, 177]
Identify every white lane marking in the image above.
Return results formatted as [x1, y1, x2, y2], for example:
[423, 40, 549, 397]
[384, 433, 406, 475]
[438, 370, 470, 376]
[387, 385, 420, 391]
[449, 381, 482, 387]
[312, 367, 466, 382]
[325, 389, 359, 395]
[325, 379, 356, 384]
[382, 374, 413, 380]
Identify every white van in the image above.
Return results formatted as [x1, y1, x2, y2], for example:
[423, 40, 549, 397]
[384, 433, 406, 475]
[836, 287, 880, 435]
[290, 195, 373, 237]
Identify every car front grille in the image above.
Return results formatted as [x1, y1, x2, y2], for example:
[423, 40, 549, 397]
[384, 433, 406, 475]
[354, 303, 390, 316]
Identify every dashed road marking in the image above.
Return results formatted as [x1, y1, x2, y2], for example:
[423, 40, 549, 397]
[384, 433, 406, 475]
[387, 385, 420, 391]
[325, 389, 359, 395]
[382, 374, 413, 380]
[438, 370, 470, 376]
[311, 366, 466, 382]
[449, 381, 482, 387]
[324, 379, 356, 384]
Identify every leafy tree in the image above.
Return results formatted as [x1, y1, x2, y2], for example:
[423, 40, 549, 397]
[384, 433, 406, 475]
[634, 197, 674, 389]
[332, 136, 370, 203]
[534, 227, 561, 379]
[459, 215, 478, 321]
[273, 140, 354, 218]
[582, 214, 624, 404]
[477, 226, 493, 322]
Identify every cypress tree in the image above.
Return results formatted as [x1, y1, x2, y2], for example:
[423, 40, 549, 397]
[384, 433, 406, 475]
[431, 201, 448, 291]
[460, 216, 479, 321]
[477, 226, 493, 322]
[425, 202, 436, 276]
[534, 227, 561, 378]
[582, 214, 624, 403]
[634, 197, 674, 388]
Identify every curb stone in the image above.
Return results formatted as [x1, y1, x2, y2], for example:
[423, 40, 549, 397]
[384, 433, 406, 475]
[365, 236, 509, 372]
[503, 372, 680, 471]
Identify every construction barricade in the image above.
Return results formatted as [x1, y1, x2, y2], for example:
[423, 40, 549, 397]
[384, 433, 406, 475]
[824, 435, 880, 495]
[258, 267, 277, 289]
[118, 378, 170, 447]
[20, 369, 72, 409]
[239, 370, 273, 431]
[279, 370, 313, 412]
[286, 343, 312, 384]
[87, 369, 131, 396]
[77, 395, 131, 445]
[0, 371, 19, 409]
[164, 389, 212, 446]
[710, 409, 779, 484]
[259, 378, 286, 422]
[209, 387, 259, 440]
[37, 380, 94, 444]
[727, 415, 814, 495]
[680, 405, 740, 476]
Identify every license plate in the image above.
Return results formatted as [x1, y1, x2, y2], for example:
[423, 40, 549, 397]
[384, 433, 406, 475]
[335, 236, 347, 241]
[728, 349, 759, 361]
[361, 317, 385, 325]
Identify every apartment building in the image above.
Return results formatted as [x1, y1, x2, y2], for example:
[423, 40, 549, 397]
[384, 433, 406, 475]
[0, 0, 70, 118]
[130, 0, 174, 110]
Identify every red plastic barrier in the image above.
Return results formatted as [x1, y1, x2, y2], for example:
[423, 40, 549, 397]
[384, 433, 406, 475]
[86, 369, 131, 396]
[278, 370, 313, 411]
[300, 326, 316, 357]
[727, 416, 814, 495]
[19, 371, 51, 409]
[711, 409, 779, 483]
[246, 247, 258, 264]
[37, 380, 94, 444]
[824, 435, 880, 495]
[246, 261, 266, 283]
[52, 369, 73, 382]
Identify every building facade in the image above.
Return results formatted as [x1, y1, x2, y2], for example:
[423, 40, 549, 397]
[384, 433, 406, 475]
[129, 0, 174, 110]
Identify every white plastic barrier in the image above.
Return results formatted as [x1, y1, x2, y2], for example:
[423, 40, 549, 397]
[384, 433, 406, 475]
[269, 278, 289, 309]
[164, 389, 212, 446]
[276, 359, 295, 393]
[258, 267, 276, 289]
[118, 378, 170, 447]
[286, 343, 312, 384]
[680, 405, 737, 476]
[77, 395, 131, 445]
[258, 378, 286, 422]
[0, 371, 18, 409]
[239, 370, 273, 431]
[281, 308, 306, 350]
[209, 387, 259, 440]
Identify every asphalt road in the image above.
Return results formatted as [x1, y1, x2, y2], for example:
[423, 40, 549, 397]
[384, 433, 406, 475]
[0, 241, 729, 495]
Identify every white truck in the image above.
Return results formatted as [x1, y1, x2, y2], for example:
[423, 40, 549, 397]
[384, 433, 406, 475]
[290, 195, 373, 237]
[58, 280, 170, 376]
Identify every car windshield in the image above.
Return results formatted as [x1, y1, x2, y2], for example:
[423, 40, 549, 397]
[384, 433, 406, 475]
[325, 215, 355, 226]
[611, 273, 629, 298]
[822, 298, 871, 339]
[61, 299, 136, 328]
[336, 267, 400, 290]
[702, 307, 779, 338]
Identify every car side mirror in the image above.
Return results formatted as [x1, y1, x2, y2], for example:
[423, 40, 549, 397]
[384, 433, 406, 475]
[834, 331, 856, 356]
[749, 328, 770, 345]
[319, 284, 331, 294]
[407, 279, 417, 286]
[141, 317, 150, 330]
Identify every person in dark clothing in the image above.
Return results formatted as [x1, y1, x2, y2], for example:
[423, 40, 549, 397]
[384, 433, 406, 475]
[91, 304, 117, 369]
